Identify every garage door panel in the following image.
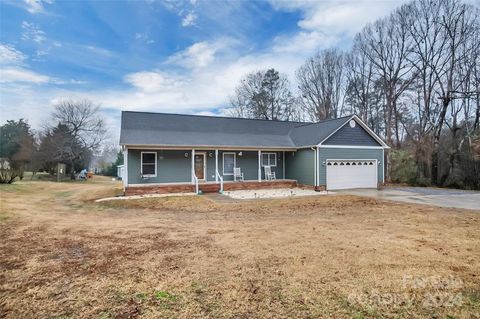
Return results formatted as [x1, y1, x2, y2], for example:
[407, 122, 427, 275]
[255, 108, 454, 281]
[326, 160, 377, 190]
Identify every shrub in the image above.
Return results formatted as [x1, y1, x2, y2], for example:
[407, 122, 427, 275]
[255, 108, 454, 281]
[390, 149, 418, 185]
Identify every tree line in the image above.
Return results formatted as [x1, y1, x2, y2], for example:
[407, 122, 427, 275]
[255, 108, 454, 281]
[0, 100, 107, 183]
[228, 0, 480, 189]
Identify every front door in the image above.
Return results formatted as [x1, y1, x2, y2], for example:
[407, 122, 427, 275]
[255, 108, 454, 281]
[194, 153, 206, 180]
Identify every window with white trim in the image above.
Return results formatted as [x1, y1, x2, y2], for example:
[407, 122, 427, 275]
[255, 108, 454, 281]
[223, 152, 236, 175]
[262, 153, 277, 167]
[141, 152, 157, 177]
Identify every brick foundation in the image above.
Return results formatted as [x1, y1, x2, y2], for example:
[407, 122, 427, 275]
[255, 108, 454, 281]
[125, 180, 298, 195]
[125, 184, 194, 196]
[296, 184, 326, 191]
[223, 180, 297, 191]
[297, 183, 314, 190]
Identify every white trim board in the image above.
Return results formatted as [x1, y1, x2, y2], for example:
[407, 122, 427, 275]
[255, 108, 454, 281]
[123, 144, 297, 151]
[319, 145, 384, 149]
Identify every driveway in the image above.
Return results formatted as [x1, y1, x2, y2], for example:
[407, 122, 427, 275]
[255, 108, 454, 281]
[338, 186, 480, 210]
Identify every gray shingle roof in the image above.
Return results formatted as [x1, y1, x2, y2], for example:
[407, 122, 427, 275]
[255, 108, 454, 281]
[120, 111, 353, 149]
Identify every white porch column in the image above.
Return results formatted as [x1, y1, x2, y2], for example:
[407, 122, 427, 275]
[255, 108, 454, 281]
[312, 148, 317, 187]
[215, 149, 218, 183]
[123, 147, 128, 190]
[258, 150, 262, 182]
[283, 151, 285, 179]
[191, 149, 195, 184]
[316, 147, 320, 187]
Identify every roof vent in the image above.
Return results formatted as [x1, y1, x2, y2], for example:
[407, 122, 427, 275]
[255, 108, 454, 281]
[349, 120, 356, 128]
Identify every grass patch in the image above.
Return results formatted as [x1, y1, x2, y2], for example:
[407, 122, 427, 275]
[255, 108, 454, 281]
[99, 195, 218, 212]
[135, 292, 148, 301]
[154, 290, 177, 301]
[55, 191, 73, 198]
[0, 211, 10, 222]
[0, 183, 29, 193]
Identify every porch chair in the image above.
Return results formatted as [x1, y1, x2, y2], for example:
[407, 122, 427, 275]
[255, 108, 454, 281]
[234, 167, 244, 182]
[264, 165, 276, 181]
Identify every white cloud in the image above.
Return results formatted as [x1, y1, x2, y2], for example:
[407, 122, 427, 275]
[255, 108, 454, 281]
[0, 67, 50, 84]
[181, 11, 197, 27]
[298, 1, 406, 35]
[167, 41, 218, 69]
[269, 0, 407, 49]
[0, 44, 27, 65]
[21, 21, 47, 43]
[124, 71, 186, 93]
[24, 0, 45, 14]
[0, 44, 84, 86]
[272, 30, 338, 54]
[23, 0, 53, 14]
[0, 44, 49, 84]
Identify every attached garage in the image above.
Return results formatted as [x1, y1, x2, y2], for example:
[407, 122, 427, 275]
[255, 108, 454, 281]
[315, 117, 388, 190]
[326, 160, 377, 190]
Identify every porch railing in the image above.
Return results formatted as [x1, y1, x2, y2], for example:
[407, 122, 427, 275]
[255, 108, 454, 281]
[216, 169, 223, 193]
[193, 174, 199, 194]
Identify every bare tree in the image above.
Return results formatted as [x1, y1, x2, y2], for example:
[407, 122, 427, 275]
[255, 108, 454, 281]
[344, 40, 386, 135]
[357, 5, 416, 147]
[401, 0, 480, 184]
[296, 48, 345, 121]
[228, 69, 296, 121]
[52, 100, 106, 151]
[51, 99, 107, 178]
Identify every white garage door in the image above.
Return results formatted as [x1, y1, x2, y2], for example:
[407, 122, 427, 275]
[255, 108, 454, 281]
[326, 160, 377, 190]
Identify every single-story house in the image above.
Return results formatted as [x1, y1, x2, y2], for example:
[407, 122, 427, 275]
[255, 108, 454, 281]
[120, 111, 389, 195]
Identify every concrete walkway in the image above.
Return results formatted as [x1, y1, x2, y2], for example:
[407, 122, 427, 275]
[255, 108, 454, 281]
[338, 187, 480, 211]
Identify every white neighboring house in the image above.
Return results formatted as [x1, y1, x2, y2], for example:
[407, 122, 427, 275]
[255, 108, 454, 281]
[117, 165, 125, 180]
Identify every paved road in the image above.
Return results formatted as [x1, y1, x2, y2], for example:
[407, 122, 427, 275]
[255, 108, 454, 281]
[337, 187, 480, 210]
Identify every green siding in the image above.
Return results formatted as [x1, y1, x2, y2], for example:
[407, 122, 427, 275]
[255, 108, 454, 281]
[318, 148, 384, 185]
[205, 151, 216, 182]
[323, 121, 381, 146]
[127, 149, 285, 184]
[219, 151, 284, 181]
[285, 148, 315, 185]
[128, 150, 191, 184]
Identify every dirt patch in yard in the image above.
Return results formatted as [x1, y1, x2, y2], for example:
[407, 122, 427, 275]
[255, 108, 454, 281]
[1, 178, 479, 318]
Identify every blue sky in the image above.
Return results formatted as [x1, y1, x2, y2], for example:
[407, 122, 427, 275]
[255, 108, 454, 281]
[0, 0, 411, 139]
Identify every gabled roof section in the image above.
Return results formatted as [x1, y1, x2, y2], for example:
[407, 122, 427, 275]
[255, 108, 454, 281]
[288, 116, 351, 147]
[120, 111, 389, 149]
[318, 115, 389, 148]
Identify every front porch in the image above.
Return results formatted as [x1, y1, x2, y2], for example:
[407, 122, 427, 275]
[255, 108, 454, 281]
[123, 148, 298, 195]
[125, 179, 298, 196]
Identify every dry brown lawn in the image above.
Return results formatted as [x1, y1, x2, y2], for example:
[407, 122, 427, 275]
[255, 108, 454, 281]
[0, 177, 479, 319]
